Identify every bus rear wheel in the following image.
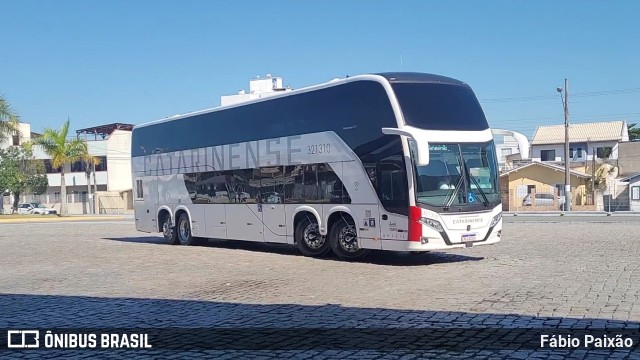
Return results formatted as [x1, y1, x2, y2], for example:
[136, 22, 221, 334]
[176, 213, 204, 246]
[329, 217, 369, 260]
[161, 213, 179, 245]
[295, 216, 331, 257]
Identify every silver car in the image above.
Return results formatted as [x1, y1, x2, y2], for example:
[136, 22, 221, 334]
[522, 193, 565, 208]
[17, 202, 58, 215]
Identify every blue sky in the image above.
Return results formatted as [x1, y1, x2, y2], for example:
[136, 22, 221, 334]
[1, 1, 638, 138]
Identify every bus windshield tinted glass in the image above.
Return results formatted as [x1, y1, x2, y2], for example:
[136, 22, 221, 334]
[413, 142, 500, 207]
[392, 83, 489, 131]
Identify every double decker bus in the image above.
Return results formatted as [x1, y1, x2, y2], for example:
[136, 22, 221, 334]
[131, 72, 503, 260]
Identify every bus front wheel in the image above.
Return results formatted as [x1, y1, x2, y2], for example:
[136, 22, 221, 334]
[295, 216, 331, 257]
[329, 217, 369, 260]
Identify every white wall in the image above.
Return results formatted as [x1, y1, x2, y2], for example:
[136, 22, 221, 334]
[495, 136, 521, 164]
[46, 171, 108, 187]
[531, 141, 620, 162]
[0, 122, 31, 149]
[531, 144, 564, 162]
[106, 129, 132, 191]
[630, 178, 640, 212]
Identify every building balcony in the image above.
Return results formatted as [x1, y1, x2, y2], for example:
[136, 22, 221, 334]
[45, 171, 108, 187]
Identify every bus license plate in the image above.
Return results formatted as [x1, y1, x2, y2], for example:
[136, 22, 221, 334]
[461, 233, 477, 241]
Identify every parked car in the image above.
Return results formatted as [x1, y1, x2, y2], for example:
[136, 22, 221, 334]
[17, 202, 57, 215]
[522, 193, 565, 208]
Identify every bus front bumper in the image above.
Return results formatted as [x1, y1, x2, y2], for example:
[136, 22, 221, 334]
[378, 225, 502, 252]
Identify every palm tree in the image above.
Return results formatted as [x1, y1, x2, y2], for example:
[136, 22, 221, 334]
[83, 152, 101, 214]
[31, 120, 86, 216]
[0, 94, 20, 144]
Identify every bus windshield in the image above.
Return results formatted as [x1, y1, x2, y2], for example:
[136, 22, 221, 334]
[392, 83, 489, 131]
[413, 142, 500, 208]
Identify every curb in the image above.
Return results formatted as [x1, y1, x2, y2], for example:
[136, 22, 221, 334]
[0, 216, 126, 224]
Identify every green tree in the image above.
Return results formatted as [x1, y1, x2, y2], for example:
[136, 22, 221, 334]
[628, 123, 640, 141]
[0, 146, 49, 212]
[0, 94, 20, 144]
[30, 120, 86, 216]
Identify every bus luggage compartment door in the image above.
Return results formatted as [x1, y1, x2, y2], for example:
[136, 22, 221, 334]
[262, 202, 287, 243]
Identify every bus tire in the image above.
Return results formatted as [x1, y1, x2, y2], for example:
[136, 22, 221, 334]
[161, 213, 179, 245]
[329, 217, 369, 260]
[295, 216, 331, 257]
[176, 213, 203, 246]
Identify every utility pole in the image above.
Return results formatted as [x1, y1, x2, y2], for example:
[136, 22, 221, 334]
[557, 80, 571, 211]
[563, 79, 571, 211]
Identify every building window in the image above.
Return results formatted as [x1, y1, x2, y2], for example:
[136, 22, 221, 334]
[44, 159, 61, 174]
[540, 150, 555, 161]
[135, 179, 143, 199]
[596, 147, 612, 159]
[70, 160, 86, 173]
[94, 156, 107, 171]
[577, 147, 582, 158]
[12, 134, 19, 146]
[569, 148, 575, 159]
[632, 186, 640, 201]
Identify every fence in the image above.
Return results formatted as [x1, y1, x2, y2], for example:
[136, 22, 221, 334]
[600, 182, 630, 212]
[504, 182, 631, 212]
[2, 190, 133, 215]
[1, 193, 90, 214]
[96, 191, 126, 214]
[505, 185, 596, 212]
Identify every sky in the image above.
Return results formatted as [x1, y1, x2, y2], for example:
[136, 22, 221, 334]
[1, 1, 639, 139]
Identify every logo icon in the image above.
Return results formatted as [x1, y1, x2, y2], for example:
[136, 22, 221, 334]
[7, 330, 40, 348]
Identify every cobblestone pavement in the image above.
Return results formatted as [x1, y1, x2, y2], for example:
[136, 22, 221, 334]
[1, 219, 639, 359]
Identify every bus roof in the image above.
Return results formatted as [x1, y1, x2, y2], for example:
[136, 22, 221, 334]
[375, 72, 468, 86]
[133, 72, 467, 130]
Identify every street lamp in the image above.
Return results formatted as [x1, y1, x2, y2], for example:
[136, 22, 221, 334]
[557, 80, 571, 211]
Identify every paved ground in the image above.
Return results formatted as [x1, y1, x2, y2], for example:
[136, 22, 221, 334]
[1, 218, 639, 358]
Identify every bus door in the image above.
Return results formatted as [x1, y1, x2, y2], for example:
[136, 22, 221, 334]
[134, 177, 157, 232]
[259, 167, 287, 244]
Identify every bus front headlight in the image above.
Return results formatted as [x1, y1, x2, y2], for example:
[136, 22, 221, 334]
[419, 217, 444, 232]
[490, 213, 502, 227]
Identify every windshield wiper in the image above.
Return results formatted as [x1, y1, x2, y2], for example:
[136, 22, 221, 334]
[442, 156, 467, 210]
[442, 175, 465, 210]
[462, 160, 490, 207]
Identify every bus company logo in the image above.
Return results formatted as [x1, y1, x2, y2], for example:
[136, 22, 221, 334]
[452, 218, 483, 225]
[7, 330, 40, 348]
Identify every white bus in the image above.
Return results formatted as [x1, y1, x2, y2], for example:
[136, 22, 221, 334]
[131, 72, 503, 260]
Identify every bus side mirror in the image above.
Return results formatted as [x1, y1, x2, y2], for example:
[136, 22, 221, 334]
[381, 127, 430, 166]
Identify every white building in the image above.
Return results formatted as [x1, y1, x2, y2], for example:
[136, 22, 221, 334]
[494, 134, 525, 171]
[220, 74, 292, 106]
[530, 120, 629, 163]
[0, 122, 33, 148]
[2, 122, 134, 214]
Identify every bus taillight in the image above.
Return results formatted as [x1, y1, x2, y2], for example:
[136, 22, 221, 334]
[408, 206, 422, 242]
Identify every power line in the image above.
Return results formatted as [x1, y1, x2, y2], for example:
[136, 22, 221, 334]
[480, 87, 640, 104]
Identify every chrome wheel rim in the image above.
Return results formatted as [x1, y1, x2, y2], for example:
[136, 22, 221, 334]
[338, 224, 358, 252]
[179, 219, 189, 240]
[303, 223, 325, 249]
[163, 221, 173, 238]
